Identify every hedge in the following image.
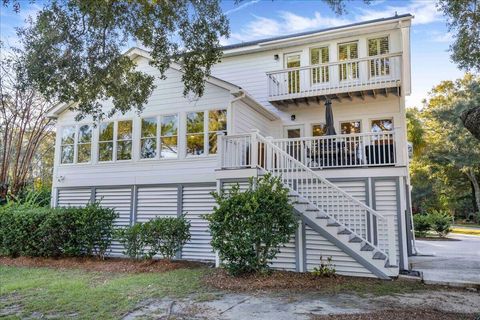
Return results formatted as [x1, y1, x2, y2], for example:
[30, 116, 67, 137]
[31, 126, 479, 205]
[0, 203, 117, 258]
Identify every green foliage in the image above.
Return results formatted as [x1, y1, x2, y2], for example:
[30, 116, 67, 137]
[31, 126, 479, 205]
[428, 210, 452, 237]
[144, 216, 191, 260]
[437, 0, 480, 73]
[408, 75, 480, 218]
[413, 214, 431, 238]
[206, 173, 298, 275]
[115, 223, 149, 260]
[116, 216, 191, 260]
[0, 203, 117, 258]
[15, 0, 229, 122]
[312, 256, 336, 277]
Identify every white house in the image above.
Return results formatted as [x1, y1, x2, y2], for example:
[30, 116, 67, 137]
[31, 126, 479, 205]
[47, 14, 415, 279]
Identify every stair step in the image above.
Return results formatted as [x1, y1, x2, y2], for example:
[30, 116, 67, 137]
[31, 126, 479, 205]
[338, 229, 352, 235]
[373, 252, 387, 260]
[296, 201, 309, 205]
[306, 208, 320, 212]
[361, 244, 374, 251]
[288, 194, 299, 198]
[327, 222, 340, 227]
[316, 215, 329, 219]
[349, 236, 362, 243]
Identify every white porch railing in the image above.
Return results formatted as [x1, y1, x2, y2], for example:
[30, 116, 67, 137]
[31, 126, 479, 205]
[218, 131, 397, 265]
[272, 131, 396, 169]
[267, 53, 402, 100]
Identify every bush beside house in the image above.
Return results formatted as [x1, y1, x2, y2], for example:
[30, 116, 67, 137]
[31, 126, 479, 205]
[0, 203, 117, 258]
[206, 174, 298, 275]
[116, 216, 191, 260]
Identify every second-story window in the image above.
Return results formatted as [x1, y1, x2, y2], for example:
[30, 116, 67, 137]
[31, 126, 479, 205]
[77, 124, 92, 163]
[99, 122, 114, 162]
[117, 120, 132, 161]
[141, 117, 157, 159]
[369, 37, 390, 77]
[312, 123, 327, 136]
[338, 42, 359, 81]
[371, 118, 393, 132]
[186, 111, 205, 156]
[310, 47, 329, 84]
[160, 114, 178, 159]
[60, 126, 75, 164]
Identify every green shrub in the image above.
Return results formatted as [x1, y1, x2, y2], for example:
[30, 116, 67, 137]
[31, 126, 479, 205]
[116, 216, 191, 260]
[413, 214, 431, 237]
[312, 256, 336, 278]
[206, 173, 298, 275]
[115, 223, 149, 260]
[428, 210, 452, 237]
[0, 203, 117, 258]
[144, 216, 191, 260]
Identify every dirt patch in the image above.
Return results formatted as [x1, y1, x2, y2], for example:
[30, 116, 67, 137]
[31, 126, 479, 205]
[202, 269, 433, 294]
[0, 256, 209, 273]
[312, 309, 478, 320]
[415, 237, 461, 241]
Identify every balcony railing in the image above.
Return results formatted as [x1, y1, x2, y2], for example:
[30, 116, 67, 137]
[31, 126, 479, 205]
[267, 53, 402, 101]
[219, 131, 397, 170]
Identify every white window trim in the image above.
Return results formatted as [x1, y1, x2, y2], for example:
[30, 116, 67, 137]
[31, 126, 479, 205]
[59, 124, 93, 166]
[311, 122, 327, 137]
[339, 119, 362, 134]
[369, 117, 394, 132]
[97, 119, 134, 164]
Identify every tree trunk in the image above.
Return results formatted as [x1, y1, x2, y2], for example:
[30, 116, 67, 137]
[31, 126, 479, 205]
[465, 168, 480, 213]
[461, 106, 480, 141]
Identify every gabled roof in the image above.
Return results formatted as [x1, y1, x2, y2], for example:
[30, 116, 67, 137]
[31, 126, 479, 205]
[46, 47, 278, 120]
[222, 13, 413, 52]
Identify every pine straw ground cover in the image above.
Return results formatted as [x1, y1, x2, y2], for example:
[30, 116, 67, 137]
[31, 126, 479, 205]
[312, 309, 477, 320]
[0, 256, 208, 273]
[202, 269, 435, 296]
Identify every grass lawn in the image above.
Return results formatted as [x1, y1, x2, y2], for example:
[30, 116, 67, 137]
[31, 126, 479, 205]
[0, 265, 209, 319]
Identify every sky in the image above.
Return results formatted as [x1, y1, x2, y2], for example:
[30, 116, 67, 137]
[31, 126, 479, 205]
[0, 0, 465, 108]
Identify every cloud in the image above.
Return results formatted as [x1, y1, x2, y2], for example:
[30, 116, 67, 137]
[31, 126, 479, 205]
[224, 0, 261, 15]
[431, 31, 454, 43]
[356, 0, 442, 25]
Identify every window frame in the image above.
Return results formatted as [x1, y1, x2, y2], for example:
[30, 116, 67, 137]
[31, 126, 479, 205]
[339, 120, 362, 135]
[311, 123, 327, 137]
[309, 46, 330, 85]
[116, 119, 134, 162]
[98, 121, 115, 163]
[367, 35, 391, 78]
[185, 109, 228, 158]
[338, 41, 360, 81]
[369, 117, 394, 132]
[140, 116, 160, 160]
[59, 125, 76, 165]
[97, 119, 134, 163]
[59, 124, 95, 165]
[76, 124, 93, 164]
[160, 113, 179, 159]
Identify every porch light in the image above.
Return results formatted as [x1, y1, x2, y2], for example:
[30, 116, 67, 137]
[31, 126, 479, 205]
[274, 54, 279, 61]
[291, 114, 296, 121]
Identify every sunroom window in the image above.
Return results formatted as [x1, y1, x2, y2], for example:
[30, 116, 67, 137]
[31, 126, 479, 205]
[160, 114, 178, 159]
[98, 122, 114, 162]
[186, 111, 205, 156]
[141, 117, 157, 159]
[208, 110, 227, 154]
[117, 120, 132, 161]
[310, 47, 329, 84]
[368, 37, 390, 77]
[77, 124, 92, 163]
[60, 126, 75, 164]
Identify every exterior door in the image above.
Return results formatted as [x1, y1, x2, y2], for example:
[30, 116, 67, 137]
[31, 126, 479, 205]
[285, 53, 301, 94]
[283, 125, 304, 162]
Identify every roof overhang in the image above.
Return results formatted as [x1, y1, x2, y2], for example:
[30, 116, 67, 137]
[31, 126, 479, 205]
[233, 90, 279, 121]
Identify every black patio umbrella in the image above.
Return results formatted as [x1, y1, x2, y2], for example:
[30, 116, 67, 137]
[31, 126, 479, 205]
[325, 99, 336, 135]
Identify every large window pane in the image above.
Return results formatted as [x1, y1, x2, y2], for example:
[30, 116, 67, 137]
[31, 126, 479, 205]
[340, 121, 361, 134]
[208, 110, 227, 154]
[311, 47, 329, 84]
[60, 126, 75, 164]
[371, 119, 393, 132]
[339, 42, 359, 81]
[77, 124, 92, 163]
[117, 140, 132, 160]
[161, 114, 178, 158]
[99, 122, 114, 162]
[312, 124, 327, 136]
[186, 112, 204, 156]
[116, 120, 132, 160]
[117, 120, 132, 140]
[141, 117, 157, 159]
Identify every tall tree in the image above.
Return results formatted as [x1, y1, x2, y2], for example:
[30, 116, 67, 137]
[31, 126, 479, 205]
[422, 75, 480, 213]
[4, 0, 229, 122]
[0, 48, 55, 202]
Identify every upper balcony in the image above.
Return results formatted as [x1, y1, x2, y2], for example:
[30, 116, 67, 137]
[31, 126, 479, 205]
[266, 53, 402, 107]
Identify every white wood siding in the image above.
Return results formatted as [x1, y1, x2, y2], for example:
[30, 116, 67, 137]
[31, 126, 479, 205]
[181, 185, 216, 261]
[57, 188, 91, 207]
[136, 186, 178, 222]
[304, 225, 374, 277]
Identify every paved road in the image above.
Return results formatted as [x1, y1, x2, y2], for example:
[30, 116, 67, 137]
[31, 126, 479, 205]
[409, 234, 480, 285]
